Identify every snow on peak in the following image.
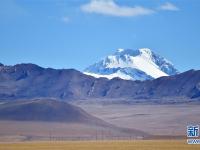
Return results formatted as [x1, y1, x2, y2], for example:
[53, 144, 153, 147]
[117, 48, 124, 53]
[84, 48, 179, 81]
[139, 48, 152, 54]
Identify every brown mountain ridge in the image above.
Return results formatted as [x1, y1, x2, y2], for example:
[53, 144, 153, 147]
[0, 63, 199, 103]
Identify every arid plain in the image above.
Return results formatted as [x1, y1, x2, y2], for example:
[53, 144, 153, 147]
[0, 140, 200, 150]
[76, 103, 200, 136]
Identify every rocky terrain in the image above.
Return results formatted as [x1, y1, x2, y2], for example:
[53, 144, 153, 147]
[0, 63, 199, 103]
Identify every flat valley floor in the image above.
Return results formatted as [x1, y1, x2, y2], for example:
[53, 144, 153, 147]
[76, 103, 200, 136]
[0, 103, 200, 141]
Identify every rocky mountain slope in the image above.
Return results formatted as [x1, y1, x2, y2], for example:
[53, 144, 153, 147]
[0, 63, 199, 103]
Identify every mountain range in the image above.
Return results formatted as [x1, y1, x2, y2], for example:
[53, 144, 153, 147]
[84, 48, 179, 81]
[0, 61, 199, 140]
[0, 63, 199, 103]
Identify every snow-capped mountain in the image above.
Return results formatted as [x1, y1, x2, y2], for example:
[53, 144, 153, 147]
[84, 48, 179, 81]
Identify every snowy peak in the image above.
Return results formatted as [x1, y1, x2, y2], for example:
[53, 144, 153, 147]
[84, 48, 179, 81]
[115, 48, 152, 57]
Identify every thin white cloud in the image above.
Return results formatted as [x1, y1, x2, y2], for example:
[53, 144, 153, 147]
[159, 2, 179, 11]
[81, 0, 154, 17]
[61, 16, 69, 23]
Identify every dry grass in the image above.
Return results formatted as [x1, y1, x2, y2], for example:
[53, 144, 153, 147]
[0, 140, 200, 150]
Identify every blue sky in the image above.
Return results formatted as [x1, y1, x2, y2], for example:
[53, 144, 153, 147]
[0, 0, 199, 72]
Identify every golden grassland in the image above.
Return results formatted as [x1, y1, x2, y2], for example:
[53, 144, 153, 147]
[0, 140, 200, 150]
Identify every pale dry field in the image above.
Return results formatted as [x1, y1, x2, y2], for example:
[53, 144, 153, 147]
[0, 140, 199, 150]
[0, 121, 148, 141]
[77, 103, 200, 136]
